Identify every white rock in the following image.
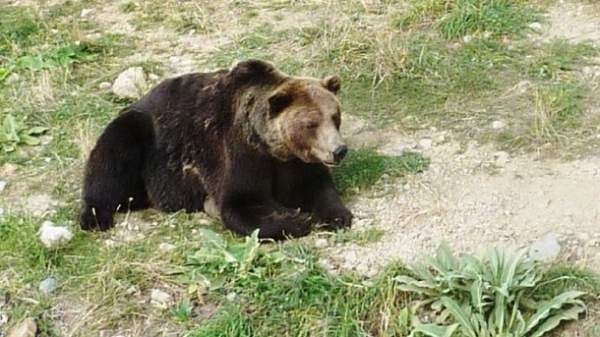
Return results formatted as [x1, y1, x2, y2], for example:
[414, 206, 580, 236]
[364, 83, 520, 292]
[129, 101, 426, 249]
[148, 73, 160, 81]
[38, 221, 73, 248]
[492, 120, 506, 130]
[314, 238, 329, 248]
[417, 138, 433, 150]
[98, 81, 111, 90]
[0, 180, 6, 192]
[529, 233, 561, 262]
[150, 289, 173, 308]
[112, 67, 147, 99]
[80, 8, 94, 18]
[39, 277, 57, 295]
[463, 35, 473, 43]
[159, 243, 176, 252]
[529, 22, 543, 31]
[7, 317, 37, 337]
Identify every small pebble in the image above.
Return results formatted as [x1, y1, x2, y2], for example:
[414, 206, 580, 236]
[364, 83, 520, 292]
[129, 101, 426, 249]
[80, 8, 94, 18]
[39, 277, 57, 295]
[159, 243, 176, 252]
[0, 180, 6, 192]
[492, 120, 506, 130]
[417, 138, 432, 150]
[150, 289, 173, 308]
[529, 22, 543, 31]
[314, 238, 329, 248]
[99, 82, 111, 90]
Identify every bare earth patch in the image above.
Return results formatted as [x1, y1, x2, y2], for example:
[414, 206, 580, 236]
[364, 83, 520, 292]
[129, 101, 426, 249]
[328, 124, 600, 276]
[539, 1, 600, 45]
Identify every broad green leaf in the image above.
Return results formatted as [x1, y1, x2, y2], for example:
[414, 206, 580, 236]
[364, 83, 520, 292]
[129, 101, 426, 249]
[26, 126, 48, 135]
[20, 134, 40, 145]
[17, 55, 46, 71]
[441, 297, 477, 337]
[530, 305, 586, 337]
[524, 291, 586, 334]
[410, 323, 459, 337]
[197, 228, 227, 249]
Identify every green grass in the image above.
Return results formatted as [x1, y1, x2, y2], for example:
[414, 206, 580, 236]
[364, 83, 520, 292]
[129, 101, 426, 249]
[332, 149, 429, 196]
[185, 231, 413, 337]
[396, 0, 539, 39]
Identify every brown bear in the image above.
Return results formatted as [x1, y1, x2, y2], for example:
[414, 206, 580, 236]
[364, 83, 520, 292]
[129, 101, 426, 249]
[80, 59, 352, 239]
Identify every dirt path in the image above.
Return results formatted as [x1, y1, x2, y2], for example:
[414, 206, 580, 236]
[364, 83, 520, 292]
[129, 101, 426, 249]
[325, 122, 600, 275]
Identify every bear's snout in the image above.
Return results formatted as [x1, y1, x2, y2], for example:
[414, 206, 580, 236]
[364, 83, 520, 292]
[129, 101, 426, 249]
[332, 144, 348, 164]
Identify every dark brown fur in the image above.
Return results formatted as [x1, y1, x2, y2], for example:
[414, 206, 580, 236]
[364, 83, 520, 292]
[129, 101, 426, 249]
[80, 60, 352, 239]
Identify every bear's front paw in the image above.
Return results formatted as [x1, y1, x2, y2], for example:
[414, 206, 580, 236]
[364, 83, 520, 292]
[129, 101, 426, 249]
[80, 206, 114, 231]
[317, 206, 353, 230]
[260, 211, 312, 239]
[280, 212, 312, 238]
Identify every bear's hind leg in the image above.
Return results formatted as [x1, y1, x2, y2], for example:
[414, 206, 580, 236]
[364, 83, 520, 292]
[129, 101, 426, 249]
[80, 110, 154, 231]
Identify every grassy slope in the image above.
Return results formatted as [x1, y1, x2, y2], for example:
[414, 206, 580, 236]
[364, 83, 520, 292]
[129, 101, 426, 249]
[0, 0, 599, 336]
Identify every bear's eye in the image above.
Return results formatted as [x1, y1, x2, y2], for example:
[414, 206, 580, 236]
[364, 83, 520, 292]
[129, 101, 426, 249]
[305, 122, 319, 129]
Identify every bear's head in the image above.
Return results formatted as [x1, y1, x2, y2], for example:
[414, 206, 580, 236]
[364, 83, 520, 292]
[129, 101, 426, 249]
[267, 75, 348, 167]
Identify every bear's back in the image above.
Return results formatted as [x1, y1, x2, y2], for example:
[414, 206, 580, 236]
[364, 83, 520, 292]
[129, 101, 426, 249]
[132, 70, 228, 118]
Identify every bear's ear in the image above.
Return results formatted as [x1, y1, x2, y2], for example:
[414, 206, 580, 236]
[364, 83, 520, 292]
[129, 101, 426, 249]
[230, 59, 277, 83]
[322, 75, 341, 94]
[268, 89, 293, 117]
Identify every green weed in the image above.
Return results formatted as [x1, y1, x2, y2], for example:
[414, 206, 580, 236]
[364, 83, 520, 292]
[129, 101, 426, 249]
[397, 245, 589, 337]
[332, 149, 429, 196]
[0, 114, 48, 153]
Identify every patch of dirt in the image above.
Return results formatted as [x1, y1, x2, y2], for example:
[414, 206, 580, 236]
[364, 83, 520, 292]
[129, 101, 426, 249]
[329, 122, 600, 276]
[539, 1, 600, 45]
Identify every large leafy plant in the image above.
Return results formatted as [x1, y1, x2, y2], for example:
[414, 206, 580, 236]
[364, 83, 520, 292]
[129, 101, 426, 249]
[396, 245, 586, 337]
[0, 114, 48, 152]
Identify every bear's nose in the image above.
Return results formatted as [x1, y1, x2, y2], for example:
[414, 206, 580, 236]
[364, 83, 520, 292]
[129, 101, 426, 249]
[333, 145, 348, 164]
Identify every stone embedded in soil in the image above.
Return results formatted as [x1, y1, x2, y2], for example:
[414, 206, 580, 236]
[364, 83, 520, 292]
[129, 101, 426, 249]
[159, 242, 176, 252]
[529, 22, 543, 31]
[39, 277, 58, 295]
[80, 8, 94, 18]
[529, 233, 561, 262]
[417, 138, 433, 150]
[38, 221, 73, 248]
[150, 289, 173, 308]
[492, 120, 506, 130]
[314, 238, 329, 248]
[7, 317, 37, 337]
[98, 81, 111, 90]
[112, 67, 147, 99]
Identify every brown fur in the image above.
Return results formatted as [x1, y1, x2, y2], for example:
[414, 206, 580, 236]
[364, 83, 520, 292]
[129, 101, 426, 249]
[80, 60, 352, 239]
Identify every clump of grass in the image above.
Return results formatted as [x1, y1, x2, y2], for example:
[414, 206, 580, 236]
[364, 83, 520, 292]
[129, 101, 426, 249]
[396, 245, 589, 337]
[185, 229, 413, 337]
[332, 149, 429, 196]
[527, 41, 597, 80]
[531, 81, 585, 143]
[397, 0, 538, 39]
[333, 227, 386, 246]
[0, 6, 41, 50]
